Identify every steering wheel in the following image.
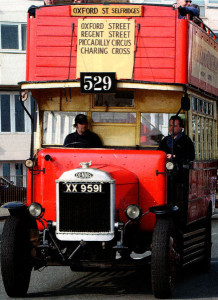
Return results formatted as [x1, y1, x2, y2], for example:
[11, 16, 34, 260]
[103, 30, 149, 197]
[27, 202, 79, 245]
[64, 141, 88, 148]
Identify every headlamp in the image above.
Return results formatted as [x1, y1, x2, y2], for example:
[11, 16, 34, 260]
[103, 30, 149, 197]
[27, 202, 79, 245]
[166, 161, 174, 170]
[28, 203, 44, 218]
[125, 205, 142, 220]
[25, 158, 34, 168]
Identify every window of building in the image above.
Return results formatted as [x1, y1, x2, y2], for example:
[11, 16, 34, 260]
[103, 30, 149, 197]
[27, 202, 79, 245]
[15, 163, 23, 186]
[31, 97, 38, 132]
[207, 0, 218, 6]
[0, 162, 27, 188]
[193, 0, 205, 17]
[0, 23, 27, 52]
[0, 92, 37, 133]
[3, 163, 10, 179]
[0, 95, 11, 132]
[15, 95, 25, 132]
[130, 0, 207, 17]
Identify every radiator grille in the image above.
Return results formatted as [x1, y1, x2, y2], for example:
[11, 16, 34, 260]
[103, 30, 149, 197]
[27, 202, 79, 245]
[58, 182, 111, 233]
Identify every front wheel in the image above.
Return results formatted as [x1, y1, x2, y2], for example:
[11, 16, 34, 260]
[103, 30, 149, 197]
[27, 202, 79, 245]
[151, 217, 180, 299]
[1, 215, 33, 297]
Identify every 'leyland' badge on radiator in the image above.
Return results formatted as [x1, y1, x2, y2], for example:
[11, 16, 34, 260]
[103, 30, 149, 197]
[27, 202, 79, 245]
[75, 172, 93, 179]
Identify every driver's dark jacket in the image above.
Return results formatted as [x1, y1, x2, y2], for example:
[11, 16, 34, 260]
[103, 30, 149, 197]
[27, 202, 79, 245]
[64, 130, 103, 148]
[158, 132, 195, 163]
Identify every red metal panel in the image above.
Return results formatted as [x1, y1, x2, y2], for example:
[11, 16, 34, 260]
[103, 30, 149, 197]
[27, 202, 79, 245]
[37, 46, 73, 56]
[136, 47, 175, 58]
[27, 148, 167, 232]
[175, 18, 188, 83]
[36, 57, 76, 68]
[134, 68, 175, 82]
[36, 25, 73, 36]
[138, 26, 175, 37]
[140, 5, 176, 17]
[137, 37, 175, 48]
[135, 57, 174, 68]
[26, 4, 185, 84]
[26, 15, 31, 81]
[28, 17, 38, 81]
[134, 16, 175, 27]
[36, 36, 72, 46]
[35, 67, 76, 80]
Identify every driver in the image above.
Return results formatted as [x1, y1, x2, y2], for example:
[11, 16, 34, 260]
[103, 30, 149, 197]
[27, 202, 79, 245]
[158, 115, 195, 164]
[63, 114, 103, 148]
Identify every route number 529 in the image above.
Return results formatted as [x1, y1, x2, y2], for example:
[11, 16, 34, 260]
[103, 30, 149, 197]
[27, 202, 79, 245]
[80, 72, 116, 94]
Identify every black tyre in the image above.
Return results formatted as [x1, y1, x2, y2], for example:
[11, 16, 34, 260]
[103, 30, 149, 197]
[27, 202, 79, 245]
[151, 217, 179, 299]
[1, 215, 33, 297]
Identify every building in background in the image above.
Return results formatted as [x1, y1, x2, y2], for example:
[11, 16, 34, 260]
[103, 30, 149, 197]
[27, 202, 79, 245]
[130, 0, 218, 37]
[0, 0, 217, 185]
[0, 0, 43, 184]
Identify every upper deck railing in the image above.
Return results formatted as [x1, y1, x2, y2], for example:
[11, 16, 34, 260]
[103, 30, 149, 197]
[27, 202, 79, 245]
[25, 3, 218, 97]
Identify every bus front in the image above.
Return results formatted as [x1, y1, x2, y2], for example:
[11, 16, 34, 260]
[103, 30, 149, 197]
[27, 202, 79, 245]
[1, 2, 217, 299]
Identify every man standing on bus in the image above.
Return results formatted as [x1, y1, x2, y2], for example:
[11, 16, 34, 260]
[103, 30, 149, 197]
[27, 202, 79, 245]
[173, 0, 199, 19]
[44, 0, 56, 5]
[28, 0, 57, 17]
[64, 114, 103, 148]
[158, 115, 195, 164]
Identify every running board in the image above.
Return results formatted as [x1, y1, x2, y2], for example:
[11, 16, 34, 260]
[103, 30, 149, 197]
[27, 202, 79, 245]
[182, 228, 206, 267]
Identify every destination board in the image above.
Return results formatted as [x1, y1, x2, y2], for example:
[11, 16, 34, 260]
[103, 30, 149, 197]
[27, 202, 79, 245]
[76, 19, 135, 79]
[71, 5, 143, 17]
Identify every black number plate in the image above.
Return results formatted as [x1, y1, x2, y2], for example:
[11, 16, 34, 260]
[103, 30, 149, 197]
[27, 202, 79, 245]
[62, 183, 104, 193]
[80, 72, 116, 94]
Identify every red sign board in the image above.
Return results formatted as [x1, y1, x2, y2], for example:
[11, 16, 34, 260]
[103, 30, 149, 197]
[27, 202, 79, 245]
[188, 25, 218, 97]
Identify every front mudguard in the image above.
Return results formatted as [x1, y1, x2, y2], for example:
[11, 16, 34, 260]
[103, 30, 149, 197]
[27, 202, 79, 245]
[1, 202, 29, 218]
[149, 204, 179, 217]
[149, 205, 179, 225]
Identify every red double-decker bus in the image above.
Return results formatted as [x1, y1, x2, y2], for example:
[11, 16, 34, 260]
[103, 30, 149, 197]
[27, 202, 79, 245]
[1, 1, 217, 298]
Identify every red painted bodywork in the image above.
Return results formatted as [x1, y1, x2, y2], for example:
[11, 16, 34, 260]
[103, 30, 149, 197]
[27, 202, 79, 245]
[27, 148, 167, 231]
[188, 160, 217, 223]
[26, 4, 189, 84]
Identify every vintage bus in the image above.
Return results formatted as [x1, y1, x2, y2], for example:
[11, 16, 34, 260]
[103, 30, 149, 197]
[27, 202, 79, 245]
[1, 1, 217, 298]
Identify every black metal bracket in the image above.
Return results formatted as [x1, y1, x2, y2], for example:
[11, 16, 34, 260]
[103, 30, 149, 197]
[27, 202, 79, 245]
[31, 168, 45, 175]
[156, 170, 167, 176]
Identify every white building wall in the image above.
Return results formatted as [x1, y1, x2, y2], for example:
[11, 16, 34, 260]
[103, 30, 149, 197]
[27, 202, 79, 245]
[0, 0, 43, 85]
[0, 134, 31, 160]
[0, 0, 43, 22]
[204, 8, 218, 31]
[0, 0, 43, 177]
[0, 53, 26, 84]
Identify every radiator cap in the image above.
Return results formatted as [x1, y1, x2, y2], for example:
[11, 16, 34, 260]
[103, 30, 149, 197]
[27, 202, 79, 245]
[80, 161, 92, 168]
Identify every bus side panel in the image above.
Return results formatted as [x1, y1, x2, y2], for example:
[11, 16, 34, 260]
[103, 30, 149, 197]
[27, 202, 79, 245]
[26, 149, 167, 232]
[188, 24, 218, 97]
[188, 160, 217, 223]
